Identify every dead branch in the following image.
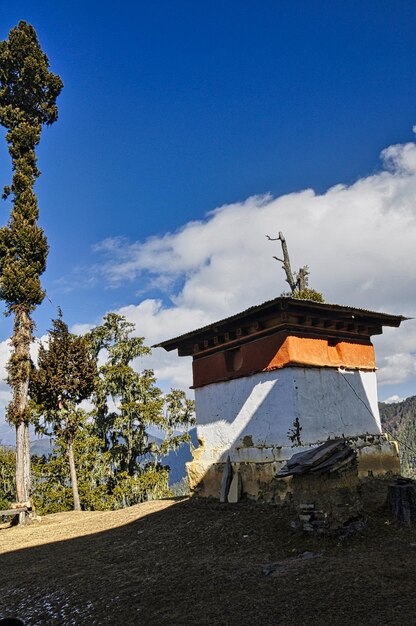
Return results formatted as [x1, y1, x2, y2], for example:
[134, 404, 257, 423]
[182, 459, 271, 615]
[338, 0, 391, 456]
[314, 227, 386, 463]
[266, 231, 296, 292]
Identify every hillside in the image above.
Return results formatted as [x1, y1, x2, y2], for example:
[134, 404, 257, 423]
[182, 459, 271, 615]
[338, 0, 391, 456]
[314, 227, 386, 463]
[1, 497, 416, 625]
[379, 396, 416, 476]
[379, 395, 416, 433]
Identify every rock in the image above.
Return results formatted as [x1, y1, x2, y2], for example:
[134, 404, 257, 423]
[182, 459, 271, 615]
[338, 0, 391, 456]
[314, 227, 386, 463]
[301, 551, 322, 560]
[227, 471, 242, 503]
[261, 564, 277, 576]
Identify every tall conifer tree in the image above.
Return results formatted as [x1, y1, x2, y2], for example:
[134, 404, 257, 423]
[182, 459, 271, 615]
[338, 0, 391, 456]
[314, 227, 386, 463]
[0, 21, 63, 506]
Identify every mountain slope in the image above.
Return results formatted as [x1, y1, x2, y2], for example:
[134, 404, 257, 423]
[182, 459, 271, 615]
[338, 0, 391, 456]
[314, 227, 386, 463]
[379, 396, 416, 476]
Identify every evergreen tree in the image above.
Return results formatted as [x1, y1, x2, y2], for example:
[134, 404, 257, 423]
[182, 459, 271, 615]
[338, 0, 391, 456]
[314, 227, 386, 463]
[30, 313, 97, 510]
[380, 396, 416, 478]
[88, 313, 194, 505]
[0, 21, 63, 506]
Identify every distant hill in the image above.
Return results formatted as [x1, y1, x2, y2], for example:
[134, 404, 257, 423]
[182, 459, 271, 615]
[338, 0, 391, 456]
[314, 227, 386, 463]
[162, 428, 197, 485]
[4, 438, 55, 457]
[146, 428, 197, 485]
[379, 396, 416, 476]
[30, 438, 54, 457]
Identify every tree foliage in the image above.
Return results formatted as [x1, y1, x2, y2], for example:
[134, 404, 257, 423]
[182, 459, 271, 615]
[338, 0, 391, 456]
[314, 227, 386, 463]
[292, 285, 325, 303]
[0, 18, 63, 363]
[0, 17, 60, 311]
[32, 421, 114, 515]
[31, 312, 97, 414]
[19, 313, 195, 513]
[0, 21, 62, 506]
[380, 396, 416, 478]
[88, 313, 195, 505]
[30, 313, 97, 509]
[0, 446, 15, 509]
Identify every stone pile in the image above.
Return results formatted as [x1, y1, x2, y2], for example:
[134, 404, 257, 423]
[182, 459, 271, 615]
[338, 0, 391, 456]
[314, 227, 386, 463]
[298, 502, 328, 533]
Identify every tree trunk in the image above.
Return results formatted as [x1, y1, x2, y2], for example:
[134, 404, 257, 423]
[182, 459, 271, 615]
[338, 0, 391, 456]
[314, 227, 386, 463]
[277, 232, 296, 293]
[15, 421, 31, 504]
[297, 266, 309, 292]
[12, 308, 33, 516]
[68, 440, 81, 511]
[388, 478, 416, 524]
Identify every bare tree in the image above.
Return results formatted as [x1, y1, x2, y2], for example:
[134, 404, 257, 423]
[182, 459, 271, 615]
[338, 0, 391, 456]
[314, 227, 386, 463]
[266, 231, 323, 302]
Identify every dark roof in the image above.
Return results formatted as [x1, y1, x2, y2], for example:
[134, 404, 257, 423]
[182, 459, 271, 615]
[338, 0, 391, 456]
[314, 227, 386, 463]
[154, 296, 407, 357]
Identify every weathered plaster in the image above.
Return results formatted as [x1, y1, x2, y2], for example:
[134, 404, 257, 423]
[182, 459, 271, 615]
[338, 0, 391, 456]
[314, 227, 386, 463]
[187, 436, 400, 501]
[187, 367, 399, 499]
[193, 367, 380, 464]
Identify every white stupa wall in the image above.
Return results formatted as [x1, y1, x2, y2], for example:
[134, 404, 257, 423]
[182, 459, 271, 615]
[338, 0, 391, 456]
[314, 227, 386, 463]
[194, 367, 381, 464]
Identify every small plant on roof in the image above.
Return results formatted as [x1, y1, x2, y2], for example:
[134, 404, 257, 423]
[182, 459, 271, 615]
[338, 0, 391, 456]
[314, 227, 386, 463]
[266, 231, 324, 302]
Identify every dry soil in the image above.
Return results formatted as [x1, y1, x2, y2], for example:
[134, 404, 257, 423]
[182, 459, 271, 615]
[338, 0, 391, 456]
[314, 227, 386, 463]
[1, 497, 416, 625]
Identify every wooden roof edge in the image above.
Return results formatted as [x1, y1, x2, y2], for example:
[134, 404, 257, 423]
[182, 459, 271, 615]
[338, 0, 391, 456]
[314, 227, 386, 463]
[153, 297, 408, 352]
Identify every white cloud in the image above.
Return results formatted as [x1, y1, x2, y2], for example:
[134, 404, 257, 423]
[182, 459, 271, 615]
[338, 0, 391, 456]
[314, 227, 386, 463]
[382, 394, 405, 404]
[2, 136, 416, 443]
[95, 147, 416, 322]
[70, 323, 93, 336]
[90, 137, 416, 395]
[376, 352, 416, 386]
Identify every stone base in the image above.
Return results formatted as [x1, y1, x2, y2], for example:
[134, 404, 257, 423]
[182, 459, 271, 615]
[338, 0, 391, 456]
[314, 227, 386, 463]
[291, 469, 362, 531]
[186, 434, 400, 503]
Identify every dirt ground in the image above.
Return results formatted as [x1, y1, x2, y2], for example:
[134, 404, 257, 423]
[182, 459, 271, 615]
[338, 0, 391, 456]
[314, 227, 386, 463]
[1, 496, 416, 626]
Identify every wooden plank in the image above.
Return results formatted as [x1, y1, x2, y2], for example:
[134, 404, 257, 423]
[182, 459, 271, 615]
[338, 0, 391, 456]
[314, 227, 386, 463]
[220, 456, 233, 503]
[388, 479, 416, 524]
[0, 507, 28, 516]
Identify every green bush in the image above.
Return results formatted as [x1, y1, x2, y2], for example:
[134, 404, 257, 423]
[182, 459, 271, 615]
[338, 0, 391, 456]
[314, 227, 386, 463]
[0, 446, 15, 509]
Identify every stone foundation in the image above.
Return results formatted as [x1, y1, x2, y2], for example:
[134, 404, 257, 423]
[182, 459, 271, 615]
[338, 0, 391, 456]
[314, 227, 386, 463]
[291, 469, 362, 530]
[187, 434, 400, 503]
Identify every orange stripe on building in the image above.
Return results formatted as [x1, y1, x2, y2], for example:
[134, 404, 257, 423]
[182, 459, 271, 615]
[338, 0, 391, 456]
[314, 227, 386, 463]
[192, 331, 375, 388]
[265, 335, 375, 371]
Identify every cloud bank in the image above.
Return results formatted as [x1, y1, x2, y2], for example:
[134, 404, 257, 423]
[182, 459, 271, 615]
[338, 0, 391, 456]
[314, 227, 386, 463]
[1, 137, 416, 443]
[93, 138, 416, 393]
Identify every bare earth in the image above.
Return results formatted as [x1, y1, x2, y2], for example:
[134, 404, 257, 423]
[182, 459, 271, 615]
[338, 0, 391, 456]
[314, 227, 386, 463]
[1, 497, 416, 625]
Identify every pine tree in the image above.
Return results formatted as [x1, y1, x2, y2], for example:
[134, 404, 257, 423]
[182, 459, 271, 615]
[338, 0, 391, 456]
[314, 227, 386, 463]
[0, 21, 63, 507]
[30, 313, 97, 510]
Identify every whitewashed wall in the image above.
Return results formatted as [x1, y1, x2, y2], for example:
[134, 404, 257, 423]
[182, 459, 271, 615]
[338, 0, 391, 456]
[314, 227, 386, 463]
[194, 367, 380, 463]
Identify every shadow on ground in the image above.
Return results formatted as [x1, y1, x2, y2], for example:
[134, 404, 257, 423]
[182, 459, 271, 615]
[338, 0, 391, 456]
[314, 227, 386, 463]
[1, 497, 416, 625]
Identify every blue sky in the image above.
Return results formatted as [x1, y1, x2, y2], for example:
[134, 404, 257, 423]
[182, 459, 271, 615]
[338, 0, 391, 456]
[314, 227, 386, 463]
[0, 1, 416, 442]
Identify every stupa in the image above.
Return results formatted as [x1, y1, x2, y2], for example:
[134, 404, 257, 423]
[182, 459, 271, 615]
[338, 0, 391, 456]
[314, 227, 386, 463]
[156, 297, 405, 500]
